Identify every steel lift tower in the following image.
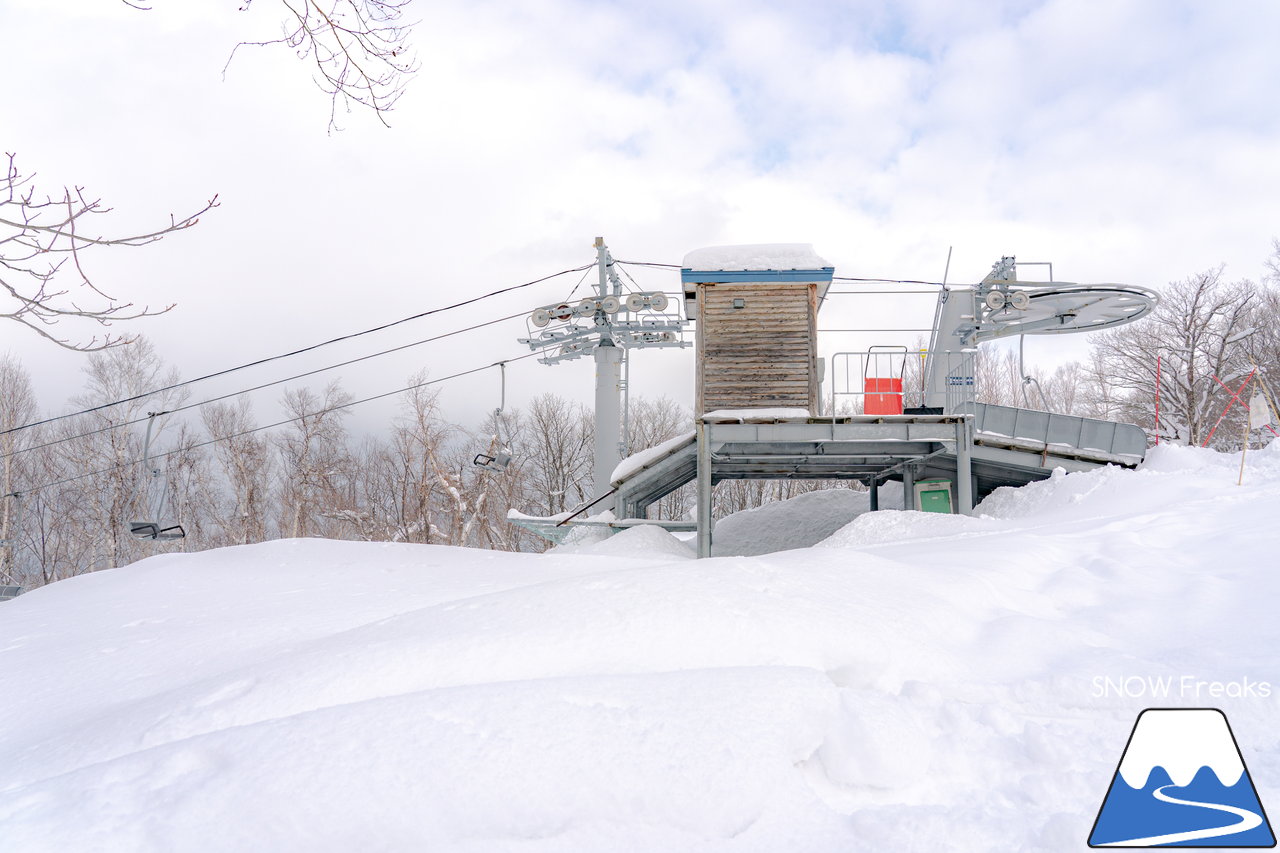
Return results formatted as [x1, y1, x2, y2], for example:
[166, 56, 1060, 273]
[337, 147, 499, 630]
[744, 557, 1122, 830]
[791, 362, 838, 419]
[519, 238, 690, 509]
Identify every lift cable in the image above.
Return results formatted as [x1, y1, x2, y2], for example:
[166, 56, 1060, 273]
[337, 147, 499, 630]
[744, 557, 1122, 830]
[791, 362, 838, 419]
[833, 276, 947, 286]
[616, 260, 952, 289]
[615, 260, 680, 270]
[18, 352, 544, 496]
[1, 311, 529, 462]
[1, 263, 594, 437]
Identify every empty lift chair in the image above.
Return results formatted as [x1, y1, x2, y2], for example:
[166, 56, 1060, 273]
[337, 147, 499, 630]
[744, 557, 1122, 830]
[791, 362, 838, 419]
[473, 362, 514, 472]
[129, 413, 186, 541]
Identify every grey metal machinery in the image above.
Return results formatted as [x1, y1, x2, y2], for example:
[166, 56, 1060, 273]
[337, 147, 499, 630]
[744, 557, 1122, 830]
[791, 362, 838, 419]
[519, 238, 691, 509]
[922, 256, 1158, 412]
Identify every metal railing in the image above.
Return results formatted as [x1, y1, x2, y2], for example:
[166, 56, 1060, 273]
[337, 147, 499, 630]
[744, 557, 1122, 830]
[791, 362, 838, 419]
[942, 351, 977, 413]
[827, 348, 977, 415]
[829, 348, 915, 415]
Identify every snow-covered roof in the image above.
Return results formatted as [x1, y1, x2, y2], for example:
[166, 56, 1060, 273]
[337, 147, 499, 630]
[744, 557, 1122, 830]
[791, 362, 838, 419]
[679, 244, 835, 319]
[681, 243, 831, 272]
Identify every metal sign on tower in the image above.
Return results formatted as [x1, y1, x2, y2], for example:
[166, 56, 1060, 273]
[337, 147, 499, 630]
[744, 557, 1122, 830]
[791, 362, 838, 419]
[519, 237, 690, 506]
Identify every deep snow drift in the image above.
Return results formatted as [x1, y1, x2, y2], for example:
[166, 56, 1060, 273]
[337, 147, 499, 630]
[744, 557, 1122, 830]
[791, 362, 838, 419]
[2, 443, 1279, 851]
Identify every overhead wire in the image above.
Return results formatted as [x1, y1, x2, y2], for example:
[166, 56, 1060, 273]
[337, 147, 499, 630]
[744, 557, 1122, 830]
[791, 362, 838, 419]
[615, 260, 679, 270]
[617, 260, 954, 288]
[1, 310, 530, 461]
[2, 262, 594, 437]
[18, 352, 545, 496]
[564, 264, 596, 302]
[833, 276, 948, 286]
[5, 258, 951, 465]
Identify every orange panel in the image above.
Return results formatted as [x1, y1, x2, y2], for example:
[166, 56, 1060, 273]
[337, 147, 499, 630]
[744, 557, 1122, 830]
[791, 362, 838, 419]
[864, 377, 904, 415]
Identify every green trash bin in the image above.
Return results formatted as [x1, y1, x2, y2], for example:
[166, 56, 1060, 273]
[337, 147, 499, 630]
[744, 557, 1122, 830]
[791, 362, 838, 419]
[913, 478, 953, 513]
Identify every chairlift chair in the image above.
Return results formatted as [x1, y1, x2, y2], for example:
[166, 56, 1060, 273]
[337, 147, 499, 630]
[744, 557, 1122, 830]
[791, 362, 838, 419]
[473, 448, 513, 472]
[129, 413, 186, 541]
[472, 362, 515, 473]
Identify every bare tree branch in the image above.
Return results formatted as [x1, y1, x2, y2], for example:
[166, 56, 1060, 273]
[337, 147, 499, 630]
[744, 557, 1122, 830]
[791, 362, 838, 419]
[0, 153, 218, 351]
[221, 0, 418, 131]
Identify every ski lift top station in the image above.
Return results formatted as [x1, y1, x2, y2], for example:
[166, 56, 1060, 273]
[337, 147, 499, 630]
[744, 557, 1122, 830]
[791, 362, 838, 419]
[513, 239, 1157, 557]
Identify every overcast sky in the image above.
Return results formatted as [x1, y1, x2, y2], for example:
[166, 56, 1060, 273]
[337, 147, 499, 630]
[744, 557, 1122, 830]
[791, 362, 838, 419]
[4, 0, 1279, 434]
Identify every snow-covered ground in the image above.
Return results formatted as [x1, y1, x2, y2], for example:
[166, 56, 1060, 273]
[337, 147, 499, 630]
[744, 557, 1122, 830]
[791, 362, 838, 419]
[2, 443, 1279, 851]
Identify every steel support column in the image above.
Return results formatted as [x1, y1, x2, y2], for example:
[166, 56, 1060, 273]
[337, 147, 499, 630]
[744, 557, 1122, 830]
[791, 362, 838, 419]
[955, 416, 974, 514]
[696, 420, 713, 558]
[592, 341, 623, 509]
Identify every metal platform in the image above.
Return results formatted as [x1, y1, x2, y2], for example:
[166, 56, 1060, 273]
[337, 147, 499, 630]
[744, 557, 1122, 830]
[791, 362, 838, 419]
[603, 405, 1148, 557]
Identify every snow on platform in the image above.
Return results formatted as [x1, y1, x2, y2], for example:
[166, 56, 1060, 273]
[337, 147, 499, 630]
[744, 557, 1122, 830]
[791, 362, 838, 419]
[3, 443, 1280, 851]
[700, 408, 812, 423]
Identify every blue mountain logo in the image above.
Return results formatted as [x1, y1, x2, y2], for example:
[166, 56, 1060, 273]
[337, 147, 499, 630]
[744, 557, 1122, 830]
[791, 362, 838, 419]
[1089, 708, 1276, 847]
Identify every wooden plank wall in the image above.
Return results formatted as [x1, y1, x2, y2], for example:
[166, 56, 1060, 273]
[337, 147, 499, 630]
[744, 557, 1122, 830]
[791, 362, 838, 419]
[695, 282, 818, 415]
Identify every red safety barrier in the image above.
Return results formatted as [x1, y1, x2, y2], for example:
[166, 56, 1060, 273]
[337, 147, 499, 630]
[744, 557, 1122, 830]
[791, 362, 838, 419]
[864, 377, 904, 415]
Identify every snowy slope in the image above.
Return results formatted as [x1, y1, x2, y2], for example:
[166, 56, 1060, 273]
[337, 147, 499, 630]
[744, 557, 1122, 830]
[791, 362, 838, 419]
[2, 444, 1279, 851]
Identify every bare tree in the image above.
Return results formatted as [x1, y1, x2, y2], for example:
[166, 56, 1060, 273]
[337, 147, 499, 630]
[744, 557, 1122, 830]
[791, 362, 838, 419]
[970, 345, 1087, 414]
[32, 339, 192, 574]
[0, 356, 39, 584]
[0, 154, 217, 351]
[120, 2, 416, 129]
[274, 381, 355, 538]
[371, 378, 453, 543]
[519, 393, 594, 516]
[1040, 360, 1084, 415]
[227, 0, 418, 130]
[462, 407, 545, 552]
[1089, 268, 1259, 446]
[202, 396, 274, 546]
[1242, 241, 1280, 393]
[1265, 238, 1280, 287]
[626, 397, 687, 454]
[625, 397, 694, 521]
[973, 347, 1025, 408]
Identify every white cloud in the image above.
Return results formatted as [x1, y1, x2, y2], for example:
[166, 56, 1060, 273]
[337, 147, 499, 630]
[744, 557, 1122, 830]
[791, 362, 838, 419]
[2, 0, 1278, 431]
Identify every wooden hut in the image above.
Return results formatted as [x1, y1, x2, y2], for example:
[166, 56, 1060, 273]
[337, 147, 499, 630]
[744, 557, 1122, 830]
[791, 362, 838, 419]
[681, 244, 833, 416]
